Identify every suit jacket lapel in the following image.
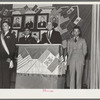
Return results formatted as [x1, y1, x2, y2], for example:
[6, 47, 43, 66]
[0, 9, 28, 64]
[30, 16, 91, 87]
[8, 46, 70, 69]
[50, 30, 54, 40]
[4, 31, 10, 39]
[1, 33, 10, 55]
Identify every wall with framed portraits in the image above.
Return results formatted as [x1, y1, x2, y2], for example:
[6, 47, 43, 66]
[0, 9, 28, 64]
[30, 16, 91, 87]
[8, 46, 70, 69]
[5, 13, 49, 42]
[0, 4, 52, 42]
[0, 4, 57, 43]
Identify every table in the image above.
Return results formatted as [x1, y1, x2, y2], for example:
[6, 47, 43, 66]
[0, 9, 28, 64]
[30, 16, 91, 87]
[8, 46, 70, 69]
[15, 44, 66, 88]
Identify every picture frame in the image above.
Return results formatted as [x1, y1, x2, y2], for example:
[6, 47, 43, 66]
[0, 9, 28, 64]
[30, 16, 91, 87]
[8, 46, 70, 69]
[24, 15, 35, 29]
[18, 30, 24, 41]
[12, 15, 23, 29]
[37, 14, 48, 29]
[11, 29, 18, 39]
[40, 30, 47, 40]
[31, 31, 40, 41]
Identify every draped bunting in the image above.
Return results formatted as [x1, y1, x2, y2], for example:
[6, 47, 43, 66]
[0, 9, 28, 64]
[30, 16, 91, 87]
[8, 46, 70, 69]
[15, 44, 66, 88]
[52, 5, 92, 59]
[0, 4, 43, 16]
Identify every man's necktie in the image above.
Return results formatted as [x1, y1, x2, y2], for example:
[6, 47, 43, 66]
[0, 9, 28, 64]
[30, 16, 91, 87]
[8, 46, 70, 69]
[4, 33, 6, 39]
[48, 31, 50, 39]
[74, 37, 77, 42]
[25, 36, 27, 40]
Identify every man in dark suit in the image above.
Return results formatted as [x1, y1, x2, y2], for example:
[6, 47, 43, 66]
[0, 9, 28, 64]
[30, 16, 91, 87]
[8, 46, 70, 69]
[19, 27, 37, 44]
[38, 16, 46, 28]
[40, 22, 62, 44]
[0, 21, 16, 88]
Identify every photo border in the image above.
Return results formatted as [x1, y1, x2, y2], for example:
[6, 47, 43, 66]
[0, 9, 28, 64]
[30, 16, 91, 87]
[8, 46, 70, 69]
[31, 30, 40, 40]
[0, 1, 99, 99]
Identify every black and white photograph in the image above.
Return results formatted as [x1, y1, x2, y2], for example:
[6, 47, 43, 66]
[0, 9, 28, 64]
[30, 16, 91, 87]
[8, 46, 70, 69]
[12, 15, 22, 29]
[0, 3, 92, 89]
[25, 15, 35, 29]
[37, 14, 48, 29]
[0, 1, 100, 99]
[0, 4, 92, 89]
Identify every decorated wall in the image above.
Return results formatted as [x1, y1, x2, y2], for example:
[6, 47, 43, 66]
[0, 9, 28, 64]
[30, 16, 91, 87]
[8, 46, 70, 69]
[0, 4, 92, 87]
[0, 4, 92, 59]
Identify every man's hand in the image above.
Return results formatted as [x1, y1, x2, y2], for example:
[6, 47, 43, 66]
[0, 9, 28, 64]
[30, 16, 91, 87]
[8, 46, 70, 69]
[6, 58, 11, 63]
[9, 60, 14, 69]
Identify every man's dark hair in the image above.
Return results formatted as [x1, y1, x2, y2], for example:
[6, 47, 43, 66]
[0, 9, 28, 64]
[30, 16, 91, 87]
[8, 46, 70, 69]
[24, 27, 30, 31]
[16, 17, 20, 20]
[52, 22, 58, 28]
[73, 25, 82, 37]
[2, 21, 11, 27]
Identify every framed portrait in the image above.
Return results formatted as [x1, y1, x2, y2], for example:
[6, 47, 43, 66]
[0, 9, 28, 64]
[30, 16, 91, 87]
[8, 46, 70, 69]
[31, 31, 40, 41]
[2, 17, 11, 23]
[37, 14, 48, 29]
[24, 15, 35, 29]
[11, 30, 18, 39]
[12, 15, 22, 29]
[18, 31, 24, 41]
[40, 30, 47, 40]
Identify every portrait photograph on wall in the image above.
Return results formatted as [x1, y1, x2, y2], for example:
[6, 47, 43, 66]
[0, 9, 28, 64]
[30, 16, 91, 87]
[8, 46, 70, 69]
[31, 31, 40, 43]
[37, 14, 48, 29]
[40, 30, 47, 41]
[18, 31, 24, 41]
[12, 15, 22, 29]
[25, 15, 35, 29]
[11, 30, 18, 39]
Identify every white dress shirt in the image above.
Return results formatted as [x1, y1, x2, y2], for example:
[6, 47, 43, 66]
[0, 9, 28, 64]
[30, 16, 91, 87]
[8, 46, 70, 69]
[48, 30, 53, 38]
